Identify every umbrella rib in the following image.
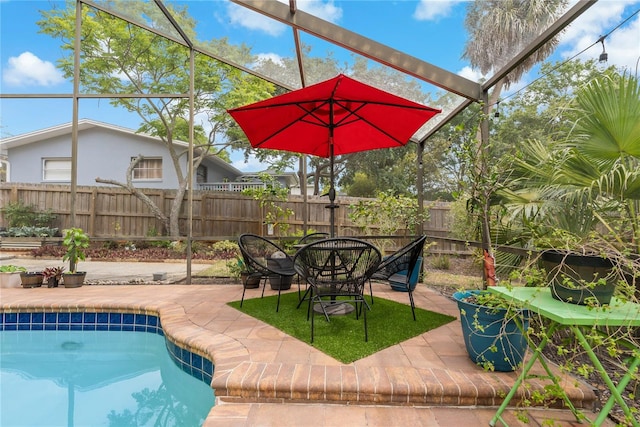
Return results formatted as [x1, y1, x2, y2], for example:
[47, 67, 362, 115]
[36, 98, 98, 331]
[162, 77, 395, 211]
[252, 101, 332, 148]
[232, 97, 437, 113]
[332, 100, 415, 146]
[298, 101, 332, 127]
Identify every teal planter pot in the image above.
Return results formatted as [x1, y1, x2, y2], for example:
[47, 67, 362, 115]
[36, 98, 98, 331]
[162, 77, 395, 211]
[453, 290, 529, 372]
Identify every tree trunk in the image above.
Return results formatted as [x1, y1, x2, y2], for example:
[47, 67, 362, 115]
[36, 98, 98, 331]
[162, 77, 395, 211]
[474, 81, 504, 289]
[168, 181, 188, 238]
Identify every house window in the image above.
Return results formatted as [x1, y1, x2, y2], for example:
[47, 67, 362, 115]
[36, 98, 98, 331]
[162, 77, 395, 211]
[43, 158, 71, 181]
[196, 165, 207, 183]
[132, 157, 162, 180]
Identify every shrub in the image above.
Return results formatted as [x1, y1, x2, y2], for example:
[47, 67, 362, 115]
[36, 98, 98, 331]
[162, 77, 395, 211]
[144, 228, 172, 248]
[0, 226, 58, 237]
[1, 201, 56, 228]
[207, 240, 240, 259]
[432, 255, 450, 270]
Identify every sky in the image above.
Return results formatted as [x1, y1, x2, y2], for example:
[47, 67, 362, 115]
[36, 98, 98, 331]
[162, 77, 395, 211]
[1, 0, 639, 172]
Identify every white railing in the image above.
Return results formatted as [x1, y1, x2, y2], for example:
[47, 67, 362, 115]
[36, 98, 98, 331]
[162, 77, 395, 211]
[196, 182, 268, 192]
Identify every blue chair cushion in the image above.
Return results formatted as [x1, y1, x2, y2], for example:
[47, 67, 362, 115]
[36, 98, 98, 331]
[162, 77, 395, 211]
[389, 257, 422, 292]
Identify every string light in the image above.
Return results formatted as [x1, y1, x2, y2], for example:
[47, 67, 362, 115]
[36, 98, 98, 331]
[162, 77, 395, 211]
[598, 36, 608, 63]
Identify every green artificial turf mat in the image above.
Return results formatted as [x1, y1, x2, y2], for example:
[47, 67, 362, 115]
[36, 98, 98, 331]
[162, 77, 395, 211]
[228, 290, 455, 363]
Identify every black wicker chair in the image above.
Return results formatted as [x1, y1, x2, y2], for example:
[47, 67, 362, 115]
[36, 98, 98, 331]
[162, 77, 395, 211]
[294, 232, 330, 302]
[371, 235, 427, 320]
[238, 233, 296, 312]
[294, 237, 381, 342]
[297, 232, 330, 245]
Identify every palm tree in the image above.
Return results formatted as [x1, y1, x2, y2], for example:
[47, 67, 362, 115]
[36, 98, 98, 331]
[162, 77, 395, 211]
[462, 0, 568, 110]
[503, 72, 640, 260]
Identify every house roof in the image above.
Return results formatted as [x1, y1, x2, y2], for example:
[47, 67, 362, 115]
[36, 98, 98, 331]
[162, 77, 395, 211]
[0, 118, 242, 176]
[239, 170, 300, 187]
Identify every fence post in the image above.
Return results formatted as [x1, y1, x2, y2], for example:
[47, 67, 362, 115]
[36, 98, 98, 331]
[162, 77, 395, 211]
[89, 187, 97, 236]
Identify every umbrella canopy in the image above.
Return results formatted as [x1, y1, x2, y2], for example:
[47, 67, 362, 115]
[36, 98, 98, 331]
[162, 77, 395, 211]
[228, 73, 441, 235]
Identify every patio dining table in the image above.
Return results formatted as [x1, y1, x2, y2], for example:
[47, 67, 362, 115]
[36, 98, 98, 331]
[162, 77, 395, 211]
[293, 238, 381, 336]
[488, 286, 640, 427]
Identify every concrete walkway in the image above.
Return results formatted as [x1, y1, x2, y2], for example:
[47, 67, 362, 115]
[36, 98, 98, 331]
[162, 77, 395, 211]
[1, 254, 211, 284]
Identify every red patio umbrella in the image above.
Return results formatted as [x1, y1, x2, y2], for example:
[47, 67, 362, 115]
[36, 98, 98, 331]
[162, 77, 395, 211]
[228, 74, 441, 236]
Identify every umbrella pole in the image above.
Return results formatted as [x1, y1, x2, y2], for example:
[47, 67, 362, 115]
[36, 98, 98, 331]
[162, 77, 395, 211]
[328, 103, 336, 237]
[300, 155, 308, 234]
[328, 142, 336, 237]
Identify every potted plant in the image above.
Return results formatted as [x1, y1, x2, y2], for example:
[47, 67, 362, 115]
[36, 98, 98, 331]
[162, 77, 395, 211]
[19, 270, 44, 288]
[241, 173, 294, 237]
[242, 271, 262, 289]
[61, 227, 89, 287]
[0, 265, 27, 288]
[267, 251, 293, 290]
[43, 266, 65, 288]
[540, 249, 618, 306]
[227, 255, 260, 288]
[523, 224, 629, 306]
[453, 289, 529, 372]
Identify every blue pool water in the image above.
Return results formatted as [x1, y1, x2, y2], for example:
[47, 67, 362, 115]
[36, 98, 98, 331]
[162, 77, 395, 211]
[0, 330, 215, 427]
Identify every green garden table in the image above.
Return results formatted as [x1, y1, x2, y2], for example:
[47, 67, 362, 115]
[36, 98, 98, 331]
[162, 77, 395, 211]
[487, 286, 640, 427]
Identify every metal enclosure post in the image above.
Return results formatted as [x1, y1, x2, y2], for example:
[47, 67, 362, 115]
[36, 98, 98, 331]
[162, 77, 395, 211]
[71, 1, 82, 227]
[186, 49, 195, 283]
[416, 141, 425, 236]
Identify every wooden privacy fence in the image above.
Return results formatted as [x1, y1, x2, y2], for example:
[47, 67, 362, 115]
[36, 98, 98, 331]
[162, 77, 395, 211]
[0, 183, 469, 254]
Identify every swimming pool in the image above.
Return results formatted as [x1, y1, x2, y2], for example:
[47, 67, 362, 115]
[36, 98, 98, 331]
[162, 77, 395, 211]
[0, 311, 215, 427]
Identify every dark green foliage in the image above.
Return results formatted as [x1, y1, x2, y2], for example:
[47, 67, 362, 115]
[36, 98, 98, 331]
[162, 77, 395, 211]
[1, 201, 56, 228]
[0, 226, 58, 237]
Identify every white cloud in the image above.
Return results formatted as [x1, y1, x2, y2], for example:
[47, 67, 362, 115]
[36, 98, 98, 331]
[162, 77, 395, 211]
[2, 52, 64, 87]
[294, 0, 342, 22]
[557, 1, 640, 71]
[255, 53, 285, 66]
[232, 153, 270, 172]
[226, 0, 342, 36]
[227, 3, 286, 36]
[605, 16, 640, 73]
[413, 0, 463, 21]
[457, 65, 485, 83]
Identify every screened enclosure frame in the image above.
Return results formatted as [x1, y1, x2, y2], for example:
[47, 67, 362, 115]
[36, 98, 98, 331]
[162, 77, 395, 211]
[0, 0, 599, 282]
